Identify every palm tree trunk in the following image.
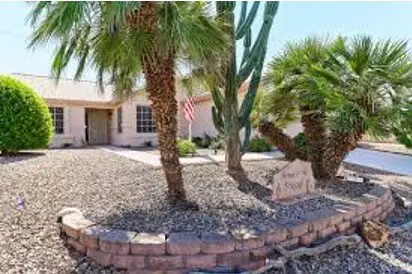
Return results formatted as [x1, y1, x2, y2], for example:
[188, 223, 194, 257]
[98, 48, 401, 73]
[322, 130, 363, 180]
[139, 2, 186, 203]
[300, 109, 327, 179]
[258, 120, 297, 160]
[145, 52, 186, 203]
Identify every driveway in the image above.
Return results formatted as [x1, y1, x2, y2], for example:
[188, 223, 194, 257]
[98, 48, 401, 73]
[345, 148, 412, 176]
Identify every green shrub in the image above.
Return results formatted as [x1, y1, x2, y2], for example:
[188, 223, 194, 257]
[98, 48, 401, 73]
[0, 75, 53, 154]
[177, 139, 196, 157]
[192, 137, 203, 148]
[201, 134, 213, 148]
[293, 132, 309, 159]
[209, 134, 225, 152]
[248, 136, 272, 152]
[192, 133, 213, 148]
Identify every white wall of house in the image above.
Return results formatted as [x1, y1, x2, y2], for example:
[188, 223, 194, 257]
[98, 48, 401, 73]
[110, 106, 124, 146]
[47, 103, 86, 148]
[179, 97, 304, 140]
[111, 97, 158, 147]
[46, 98, 303, 148]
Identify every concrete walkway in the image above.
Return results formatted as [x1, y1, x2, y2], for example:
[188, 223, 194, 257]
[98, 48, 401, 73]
[99, 146, 283, 167]
[101, 146, 412, 175]
[345, 148, 412, 176]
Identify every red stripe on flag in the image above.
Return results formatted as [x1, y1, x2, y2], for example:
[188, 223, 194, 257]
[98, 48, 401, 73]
[184, 97, 195, 122]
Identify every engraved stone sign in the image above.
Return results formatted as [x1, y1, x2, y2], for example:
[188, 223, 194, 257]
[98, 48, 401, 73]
[272, 159, 315, 201]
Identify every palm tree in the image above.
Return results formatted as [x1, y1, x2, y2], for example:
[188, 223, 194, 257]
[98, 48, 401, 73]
[258, 37, 333, 177]
[28, 2, 228, 203]
[315, 36, 412, 178]
[259, 35, 412, 181]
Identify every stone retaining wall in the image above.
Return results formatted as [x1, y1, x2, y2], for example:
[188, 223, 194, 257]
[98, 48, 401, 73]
[58, 185, 395, 273]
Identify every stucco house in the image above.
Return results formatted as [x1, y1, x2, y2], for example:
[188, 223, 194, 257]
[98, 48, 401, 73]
[12, 73, 303, 148]
[11, 73, 217, 148]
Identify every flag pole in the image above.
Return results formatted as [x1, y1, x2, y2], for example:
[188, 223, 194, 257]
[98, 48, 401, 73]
[189, 121, 192, 142]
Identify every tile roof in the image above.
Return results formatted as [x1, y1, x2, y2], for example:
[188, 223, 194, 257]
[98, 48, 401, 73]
[11, 73, 116, 103]
[10, 73, 248, 104]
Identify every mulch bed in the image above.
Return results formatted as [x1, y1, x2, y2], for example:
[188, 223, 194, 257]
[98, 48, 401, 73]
[1, 148, 411, 273]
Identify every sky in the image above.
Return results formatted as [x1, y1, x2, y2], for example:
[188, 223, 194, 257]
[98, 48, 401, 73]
[1, 1, 412, 81]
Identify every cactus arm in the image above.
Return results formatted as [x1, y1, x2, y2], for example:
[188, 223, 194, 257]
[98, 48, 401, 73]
[241, 29, 252, 66]
[237, 2, 279, 86]
[238, 50, 265, 127]
[235, 2, 260, 39]
[210, 86, 223, 113]
[237, 2, 248, 30]
[212, 106, 225, 135]
[213, 1, 278, 165]
[241, 120, 252, 154]
[248, 2, 279, 57]
[216, 1, 235, 13]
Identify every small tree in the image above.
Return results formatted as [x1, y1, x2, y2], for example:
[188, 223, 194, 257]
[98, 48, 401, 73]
[258, 36, 412, 181]
[212, 2, 279, 172]
[182, 2, 279, 173]
[28, 2, 227, 203]
[0, 75, 53, 154]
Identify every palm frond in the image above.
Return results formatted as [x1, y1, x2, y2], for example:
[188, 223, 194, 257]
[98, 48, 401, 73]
[28, 2, 228, 99]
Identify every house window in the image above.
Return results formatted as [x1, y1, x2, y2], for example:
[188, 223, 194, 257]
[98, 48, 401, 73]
[136, 105, 156, 133]
[49, 107, 64, 134]
[117, 107, 122, 133]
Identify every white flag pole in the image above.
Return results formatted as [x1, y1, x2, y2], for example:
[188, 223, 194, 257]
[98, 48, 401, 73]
[188, 121, 192, 142]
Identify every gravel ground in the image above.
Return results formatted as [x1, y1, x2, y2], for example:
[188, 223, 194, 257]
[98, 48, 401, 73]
[266, 229, 412, 274]
[264, 163, 412, 274]
[343, 162, 412, 227]
[1, 148, 411, 273]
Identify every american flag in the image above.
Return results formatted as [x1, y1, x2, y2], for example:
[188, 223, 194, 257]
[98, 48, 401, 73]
[183, 97, 195, 122]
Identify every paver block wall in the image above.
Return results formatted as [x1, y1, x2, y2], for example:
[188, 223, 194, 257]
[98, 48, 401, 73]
[58, 185, 395, 273]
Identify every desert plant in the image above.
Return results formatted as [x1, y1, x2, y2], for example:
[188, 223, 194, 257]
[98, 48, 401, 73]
[28, 2, 227, 203]
[209, 134, 225, 154]
[292, 133, 309, 160]
[177, 139, 196, 157]
[192, 137, 203, 148]
[0, 75, 53, 154]
[393, 104, 412, 148]
[210, 2, 279, 172]
[192, 133, 213, 149]
[259, 36, 412, 181]
[247, 136, 272, 152]
[200, 133, 213, 148]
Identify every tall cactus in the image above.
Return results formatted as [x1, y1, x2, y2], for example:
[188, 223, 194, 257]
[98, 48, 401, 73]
[213, 2, 278, 171]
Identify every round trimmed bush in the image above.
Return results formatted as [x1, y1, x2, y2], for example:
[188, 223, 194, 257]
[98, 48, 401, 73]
[0, 75, 53, 154]
[177, 139, 196, 157]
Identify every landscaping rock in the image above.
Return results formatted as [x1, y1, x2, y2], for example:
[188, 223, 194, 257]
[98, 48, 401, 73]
[56, 207, 83, 223]
[359, 221, 390, 248]
[391, 188, 412, 208]
[272, 159, 315, 201]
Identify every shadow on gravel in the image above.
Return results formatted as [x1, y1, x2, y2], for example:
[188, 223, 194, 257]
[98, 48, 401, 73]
[0, 152, 45, 164]
[228, 170, 274, 207]
[93, 206, 272, 234]
[293, 243, 412, 274]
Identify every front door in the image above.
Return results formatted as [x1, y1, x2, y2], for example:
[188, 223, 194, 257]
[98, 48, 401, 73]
[86, 109, 109, 145]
